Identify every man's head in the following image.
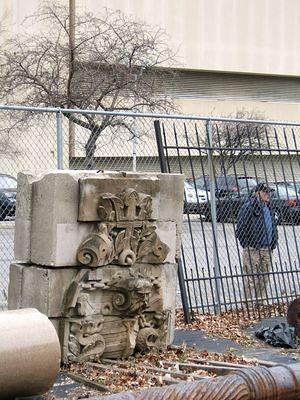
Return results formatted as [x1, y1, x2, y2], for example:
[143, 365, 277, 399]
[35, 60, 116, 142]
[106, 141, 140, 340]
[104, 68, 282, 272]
[254, 183, 271, 203]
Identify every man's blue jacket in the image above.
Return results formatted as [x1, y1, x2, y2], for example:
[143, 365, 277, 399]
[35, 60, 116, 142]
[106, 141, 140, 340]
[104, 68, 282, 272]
[236, 197, 278, 250]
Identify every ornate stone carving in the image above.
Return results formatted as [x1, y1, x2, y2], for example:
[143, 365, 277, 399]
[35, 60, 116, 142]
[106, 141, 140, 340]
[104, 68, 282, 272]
[77, 224, 114, 267]
[135, 327, 159, 352]
[77, 188, 169, 267]
[61, 267, 169, 361]
[61, 186, 174, 361]
[67, 316, 105, 362]
[97, 189, 153, 222]
[104, 270, 153, 316]
[77, 222, 169, 267]
[135, 310, 170, 352]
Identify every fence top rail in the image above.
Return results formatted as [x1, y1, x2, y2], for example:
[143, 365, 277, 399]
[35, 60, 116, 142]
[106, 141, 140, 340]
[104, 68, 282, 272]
[1, 103, 300, 127]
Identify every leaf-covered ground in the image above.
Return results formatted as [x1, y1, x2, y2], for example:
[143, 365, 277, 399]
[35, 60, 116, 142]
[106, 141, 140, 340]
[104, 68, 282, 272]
[63, 346, 257, 398]
[176, 304, 287, 346]
[44, 306, 289, 399]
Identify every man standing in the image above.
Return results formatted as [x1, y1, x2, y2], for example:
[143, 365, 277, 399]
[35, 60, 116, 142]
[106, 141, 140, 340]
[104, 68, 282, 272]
[236, 183, 278, 301]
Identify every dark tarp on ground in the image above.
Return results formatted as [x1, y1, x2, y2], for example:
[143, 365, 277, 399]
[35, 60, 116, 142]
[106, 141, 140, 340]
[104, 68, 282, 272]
[255, 323, 298, 349]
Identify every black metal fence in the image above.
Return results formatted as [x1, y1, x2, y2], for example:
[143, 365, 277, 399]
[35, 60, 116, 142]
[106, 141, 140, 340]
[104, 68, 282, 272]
[154, 117, 300, 321]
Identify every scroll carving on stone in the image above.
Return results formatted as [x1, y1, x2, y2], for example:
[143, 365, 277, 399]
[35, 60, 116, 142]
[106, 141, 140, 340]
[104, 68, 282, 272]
[57, 185, 175, 362]
[67, 316, 105, 362]
[61, 267, 169, 361]
[76, 188, 169, 267]
[97, 189, 153, 222]
[77, 224, 114, 267]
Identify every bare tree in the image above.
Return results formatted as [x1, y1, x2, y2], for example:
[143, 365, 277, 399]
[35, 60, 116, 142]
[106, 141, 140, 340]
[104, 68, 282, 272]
[201, 110, 271, 175]
[0, 2, 177, 167]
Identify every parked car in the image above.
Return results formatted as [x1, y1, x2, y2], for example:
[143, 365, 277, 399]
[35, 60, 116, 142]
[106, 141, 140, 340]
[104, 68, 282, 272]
[192, 175, 258, 221]
[194, 175, 258, 198]
[279, 181, 300, 195]
[0, 174, 17, 221]
[183, 180, 210, 214]
[215, 182, 300, 224]
[268, 183, 300, 224]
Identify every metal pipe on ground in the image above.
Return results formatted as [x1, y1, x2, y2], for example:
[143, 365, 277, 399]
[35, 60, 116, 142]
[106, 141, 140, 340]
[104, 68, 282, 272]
[90, 363, 300, 400]
[0, 308, 61, 399]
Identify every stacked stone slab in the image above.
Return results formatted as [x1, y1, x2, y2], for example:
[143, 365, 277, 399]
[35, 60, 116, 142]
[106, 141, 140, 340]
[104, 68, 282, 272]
[8, 171, 184, 362]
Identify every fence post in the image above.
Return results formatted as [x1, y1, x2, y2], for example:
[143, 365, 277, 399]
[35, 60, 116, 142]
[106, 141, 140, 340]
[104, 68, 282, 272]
[206, 120, 221, 313]
[132, 117, 137, 172]
[154, 119, 191, 324]
[56, 111, 64, 169]
[154, 120, 168, 173]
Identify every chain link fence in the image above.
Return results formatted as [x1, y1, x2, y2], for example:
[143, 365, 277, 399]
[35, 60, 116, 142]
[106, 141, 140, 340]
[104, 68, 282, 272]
[0, 105, 300, 320]
[0, 109, 60, 309]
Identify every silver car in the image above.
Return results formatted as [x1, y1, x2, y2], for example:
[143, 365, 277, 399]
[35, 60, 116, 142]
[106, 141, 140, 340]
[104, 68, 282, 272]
[184, 180, 210, 214]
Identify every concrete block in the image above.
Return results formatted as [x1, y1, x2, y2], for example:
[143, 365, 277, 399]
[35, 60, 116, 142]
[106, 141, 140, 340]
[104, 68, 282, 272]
[17, 170, 184, 266]
[157, 173, 184, 259]
[14, 171, 40, 263]
[15, 171, 183, 267]
[158, 173, 185, 222]
[7, 263, 23, 310]
[30, 171, 87, 266]
[8, 263, 79, 317]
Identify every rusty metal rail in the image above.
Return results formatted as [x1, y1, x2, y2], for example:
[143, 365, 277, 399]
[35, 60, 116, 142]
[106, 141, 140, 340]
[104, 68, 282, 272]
[89, 363, 300, 400]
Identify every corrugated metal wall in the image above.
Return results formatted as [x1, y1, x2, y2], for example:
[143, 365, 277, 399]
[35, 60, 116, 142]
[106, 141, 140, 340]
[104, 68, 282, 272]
[71, 155, 300, 182]
[165, 71, 300, 102]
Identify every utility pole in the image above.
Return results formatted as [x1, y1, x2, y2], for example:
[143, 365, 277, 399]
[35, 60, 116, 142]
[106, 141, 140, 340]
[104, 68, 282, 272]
[68, 0, 76, 161]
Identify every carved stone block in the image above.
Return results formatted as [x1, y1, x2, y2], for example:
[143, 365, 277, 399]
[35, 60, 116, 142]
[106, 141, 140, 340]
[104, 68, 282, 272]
[60, 316, 140, 362]
[59, 263, 177, 360]
[78, 177, 160, 222]
[10, 262, 177, 360]
[10, 170, 183, 362]
[14, 171, 183, 266]
[76, 221, 176, 268]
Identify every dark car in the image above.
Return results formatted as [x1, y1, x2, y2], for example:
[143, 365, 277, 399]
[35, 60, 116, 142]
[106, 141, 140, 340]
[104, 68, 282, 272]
[193, 175, 258, 221]
[216, 182, 300, 224]
[194, 175, 257, 196]
[0, 174, 17, 221]
[268, 183, 300, 224]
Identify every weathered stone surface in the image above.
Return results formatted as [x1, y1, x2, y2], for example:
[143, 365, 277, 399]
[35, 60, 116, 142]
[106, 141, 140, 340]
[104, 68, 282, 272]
[9, 262, 177, 318]
[78, 173, 184, 225]
[8, 263, 79, 317]
[139, 263, 178, 345]
[14, 171, 41, 263]
[75, 220, 176, 268]
[14, 170, 89, 264]
[59, 315, 138, 362]
[78, 175, 160, 221]
[158, 173, 184, 258]
[9, 262, 177, 360]
[15, 171, 183, 266]
[30, 171, 89, 266]
[10, 170, 182, 362]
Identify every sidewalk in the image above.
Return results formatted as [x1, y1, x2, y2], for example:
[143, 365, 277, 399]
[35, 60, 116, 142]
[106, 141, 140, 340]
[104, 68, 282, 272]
[174, 316, 300, 364]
